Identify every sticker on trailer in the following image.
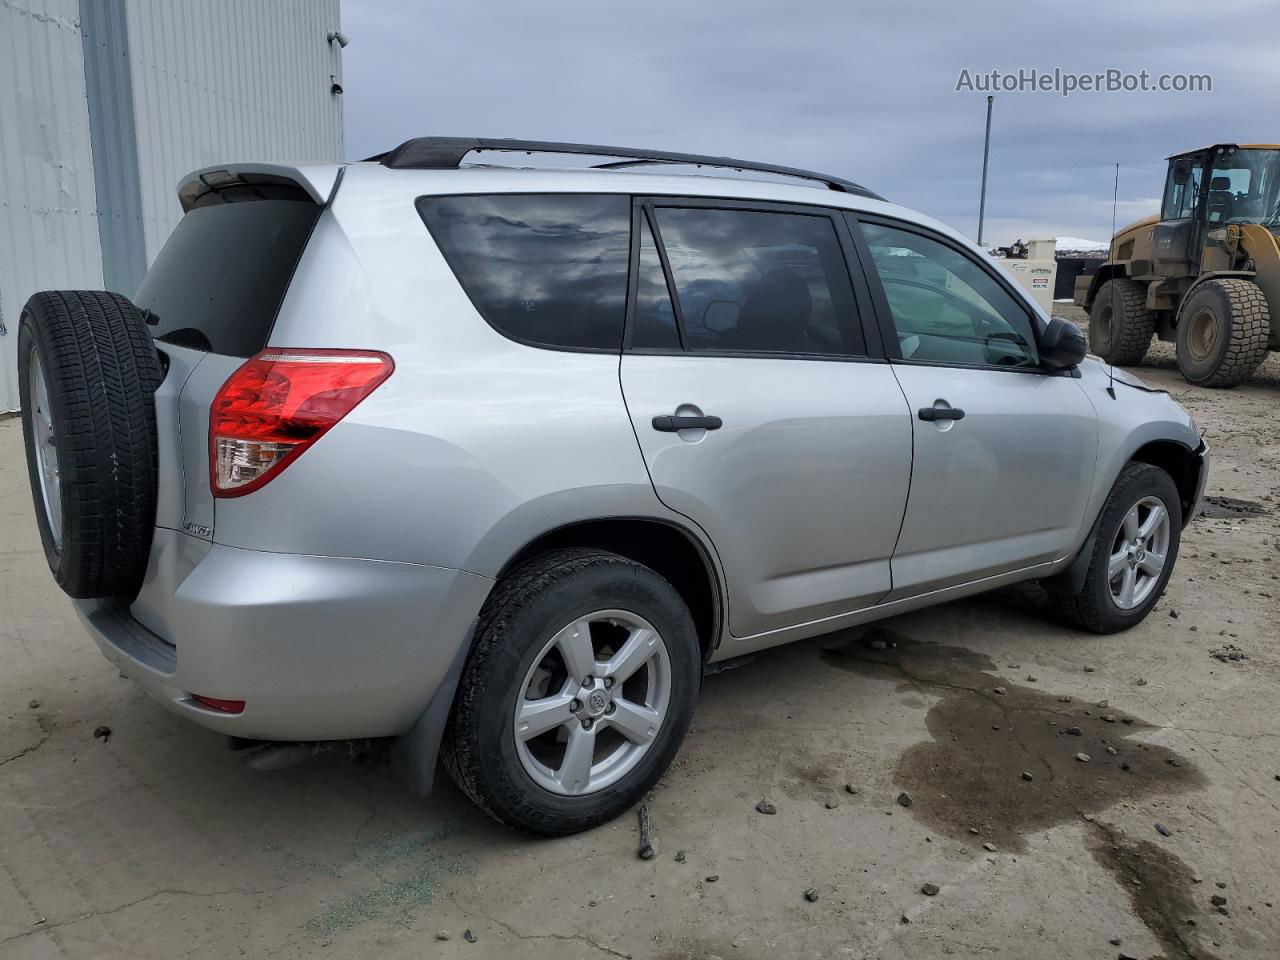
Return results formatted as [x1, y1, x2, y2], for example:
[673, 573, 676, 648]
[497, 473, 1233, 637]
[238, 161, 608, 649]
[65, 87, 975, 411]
[1032, 278, 1048, 288]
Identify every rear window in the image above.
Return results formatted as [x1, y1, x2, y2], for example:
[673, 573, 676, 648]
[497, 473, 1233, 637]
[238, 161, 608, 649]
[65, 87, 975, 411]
[417, 194, 630, 351]
[136, 199, 321, 357]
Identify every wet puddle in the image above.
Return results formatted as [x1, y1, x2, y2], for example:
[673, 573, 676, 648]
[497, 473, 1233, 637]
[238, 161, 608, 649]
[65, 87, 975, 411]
[1086, 826, 1216, 960]
[1197, 495, 1268, 520]
[823, 627, 1218, 959]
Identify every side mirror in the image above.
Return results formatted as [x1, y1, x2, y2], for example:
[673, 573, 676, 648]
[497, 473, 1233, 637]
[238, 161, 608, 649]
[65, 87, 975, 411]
[1038, 316, 1087, 370]
[1172, 158, 1191, 186]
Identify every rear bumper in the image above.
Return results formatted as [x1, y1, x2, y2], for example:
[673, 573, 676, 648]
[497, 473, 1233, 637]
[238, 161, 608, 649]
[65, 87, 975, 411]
[75, 531, 493, 741]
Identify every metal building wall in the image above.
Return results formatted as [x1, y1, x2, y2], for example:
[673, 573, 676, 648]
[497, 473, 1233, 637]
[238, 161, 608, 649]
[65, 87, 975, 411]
[124, 0, 345, 263]
[0, 0, 105, 413]
[0, 0, 344, 412]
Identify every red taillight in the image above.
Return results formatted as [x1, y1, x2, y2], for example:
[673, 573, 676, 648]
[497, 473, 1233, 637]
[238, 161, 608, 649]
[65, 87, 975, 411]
[191, 694, 245, 714]
[210, 348, 393, 497]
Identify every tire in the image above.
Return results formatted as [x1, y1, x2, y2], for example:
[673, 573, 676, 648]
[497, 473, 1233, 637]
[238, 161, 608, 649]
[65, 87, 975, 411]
[1088, 278, 1156, 365]
[1175, 278, 1270, 388]
[17, 291, 163, 600]
[1051, 463, 1181, 634]
[442, 548, 700, 835]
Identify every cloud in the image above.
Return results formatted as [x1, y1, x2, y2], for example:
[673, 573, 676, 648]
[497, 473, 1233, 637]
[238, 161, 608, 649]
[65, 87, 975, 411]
[341, 0, 1280, 245]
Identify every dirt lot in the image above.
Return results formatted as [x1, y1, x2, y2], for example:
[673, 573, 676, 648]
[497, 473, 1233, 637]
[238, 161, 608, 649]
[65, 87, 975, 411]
[3, 307, 1279, 960]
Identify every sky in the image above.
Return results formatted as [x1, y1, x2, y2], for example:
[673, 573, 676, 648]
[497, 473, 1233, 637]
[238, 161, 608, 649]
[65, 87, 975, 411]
[341, 0, 1280, 248]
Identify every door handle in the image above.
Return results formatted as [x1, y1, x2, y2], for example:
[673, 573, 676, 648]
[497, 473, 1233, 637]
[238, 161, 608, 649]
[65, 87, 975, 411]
[918, 406, 965, 422]
[652, 414, 723, 432]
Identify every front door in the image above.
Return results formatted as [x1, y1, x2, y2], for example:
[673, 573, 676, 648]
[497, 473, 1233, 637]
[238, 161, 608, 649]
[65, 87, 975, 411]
[620, 200, 913, 638]
[852, 217, 1099, 599]
[1154, 152, 1208, 273]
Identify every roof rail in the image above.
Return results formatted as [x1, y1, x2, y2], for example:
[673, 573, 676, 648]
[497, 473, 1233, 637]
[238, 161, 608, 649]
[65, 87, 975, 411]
[369, 137, 883, 200]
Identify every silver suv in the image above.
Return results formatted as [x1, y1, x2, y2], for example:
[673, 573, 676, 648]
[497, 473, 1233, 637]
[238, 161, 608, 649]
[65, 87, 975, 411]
[18, 138, 1207, 834]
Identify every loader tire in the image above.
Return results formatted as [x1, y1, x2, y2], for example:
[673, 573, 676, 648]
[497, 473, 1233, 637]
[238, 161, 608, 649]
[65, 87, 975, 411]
[1175, 278, 1270, 388]
[1088, 279, 1156, 365]
[17, 291, 163, 600]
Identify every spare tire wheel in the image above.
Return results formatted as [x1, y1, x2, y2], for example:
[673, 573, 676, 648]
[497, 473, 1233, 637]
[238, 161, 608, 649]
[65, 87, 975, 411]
[18, 291, 164, 599]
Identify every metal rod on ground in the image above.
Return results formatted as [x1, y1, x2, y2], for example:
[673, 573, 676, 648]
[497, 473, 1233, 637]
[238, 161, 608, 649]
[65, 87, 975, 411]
[637, 804, 654, 859]
[977, 95, 993, 247]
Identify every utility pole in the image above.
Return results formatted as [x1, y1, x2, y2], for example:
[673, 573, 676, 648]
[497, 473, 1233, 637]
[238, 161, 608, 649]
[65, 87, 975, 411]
[977, 95, 993, 247]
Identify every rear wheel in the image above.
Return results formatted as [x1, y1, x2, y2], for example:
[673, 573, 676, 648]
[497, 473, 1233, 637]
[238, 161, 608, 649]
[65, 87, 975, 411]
[1051, 463, 1181, 634]
[1088, 278, 1156, 365]
[1175, 278, 1270, 387]
[442, 548, 700, 835]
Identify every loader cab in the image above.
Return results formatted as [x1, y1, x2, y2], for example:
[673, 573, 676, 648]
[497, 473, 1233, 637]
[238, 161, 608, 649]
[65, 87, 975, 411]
[1154, 144, 1280, 276]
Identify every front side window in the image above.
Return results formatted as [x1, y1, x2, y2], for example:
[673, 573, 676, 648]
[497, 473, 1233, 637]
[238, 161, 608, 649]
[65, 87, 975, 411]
[418, 194, 630, 350]
[648, 206, 865, 356]
[861, 222, 1038, 369]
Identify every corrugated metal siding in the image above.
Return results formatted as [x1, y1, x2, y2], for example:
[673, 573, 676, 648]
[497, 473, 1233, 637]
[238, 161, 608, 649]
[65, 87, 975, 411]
[124, 0, 344, 262]
[0, 0, 105, 412]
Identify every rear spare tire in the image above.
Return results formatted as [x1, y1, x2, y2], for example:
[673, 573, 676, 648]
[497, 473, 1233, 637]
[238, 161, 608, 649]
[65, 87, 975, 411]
[1088, 278, 1156, 365]
[18, 291, 163, 599]
[1175, 278, 1270, 388]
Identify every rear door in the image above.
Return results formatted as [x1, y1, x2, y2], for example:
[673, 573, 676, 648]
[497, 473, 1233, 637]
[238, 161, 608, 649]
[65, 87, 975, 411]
[134, 185, 325, 541]
[849, 215, 1098, 599]
[620, 198, 913, 638]
[129, 180, 324, 634]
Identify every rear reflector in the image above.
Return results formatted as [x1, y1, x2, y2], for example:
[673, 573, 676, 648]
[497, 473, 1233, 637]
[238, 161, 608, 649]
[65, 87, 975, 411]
[209, 348, 393, 497]
[191, 694, 246, 714]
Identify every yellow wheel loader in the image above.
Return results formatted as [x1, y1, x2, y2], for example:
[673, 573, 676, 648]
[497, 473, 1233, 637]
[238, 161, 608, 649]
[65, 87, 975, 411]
[1075, 144, 1280, 387]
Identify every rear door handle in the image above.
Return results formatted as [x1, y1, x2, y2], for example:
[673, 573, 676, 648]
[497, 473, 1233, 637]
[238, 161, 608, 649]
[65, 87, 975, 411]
[918, 406, 965, 422]
[652, 414, 723, 432]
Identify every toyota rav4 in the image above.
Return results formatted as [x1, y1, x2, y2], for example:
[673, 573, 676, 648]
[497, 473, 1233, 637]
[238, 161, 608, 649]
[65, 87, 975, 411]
[18, 137, 1207, 834]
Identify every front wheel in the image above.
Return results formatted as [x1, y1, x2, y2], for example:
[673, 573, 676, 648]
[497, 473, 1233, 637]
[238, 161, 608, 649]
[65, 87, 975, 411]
[1051, 463, 1181, 634]
[1175, 278, 1270, 388]
[442, 548, 700, 835]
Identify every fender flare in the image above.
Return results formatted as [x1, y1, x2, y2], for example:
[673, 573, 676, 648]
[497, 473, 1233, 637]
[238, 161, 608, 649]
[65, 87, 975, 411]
[1083, 263, 1129, 310]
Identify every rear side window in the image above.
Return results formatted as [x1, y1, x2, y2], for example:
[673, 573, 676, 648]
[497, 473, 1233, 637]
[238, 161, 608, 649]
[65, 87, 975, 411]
[649, 206, 865, 356]
[631, 213, 681, 350]
[418, 194, 630, 350]
[136, 200, 321, 357]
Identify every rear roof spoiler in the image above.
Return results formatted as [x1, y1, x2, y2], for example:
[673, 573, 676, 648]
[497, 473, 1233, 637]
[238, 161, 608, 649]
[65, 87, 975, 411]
[177, 163, 344, 212]
[369, 137, 883, 200]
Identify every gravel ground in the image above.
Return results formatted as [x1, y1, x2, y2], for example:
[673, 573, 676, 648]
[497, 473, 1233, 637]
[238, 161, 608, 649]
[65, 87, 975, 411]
[2, 321, 1278, 959]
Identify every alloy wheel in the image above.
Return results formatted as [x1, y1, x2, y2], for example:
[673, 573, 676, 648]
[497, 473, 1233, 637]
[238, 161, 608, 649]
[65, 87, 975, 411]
[1108, 495, 1170, 610]
[514, 609, 671, 795]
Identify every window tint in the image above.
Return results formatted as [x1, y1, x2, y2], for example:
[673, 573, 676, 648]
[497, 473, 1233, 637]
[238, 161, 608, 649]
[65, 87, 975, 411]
[136, 199, 321, 357]
[631, 213, 681, 349]
[862, 223, 1038, 369]
[650, 207, 864, 356]
[418, 194, 630, 350]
